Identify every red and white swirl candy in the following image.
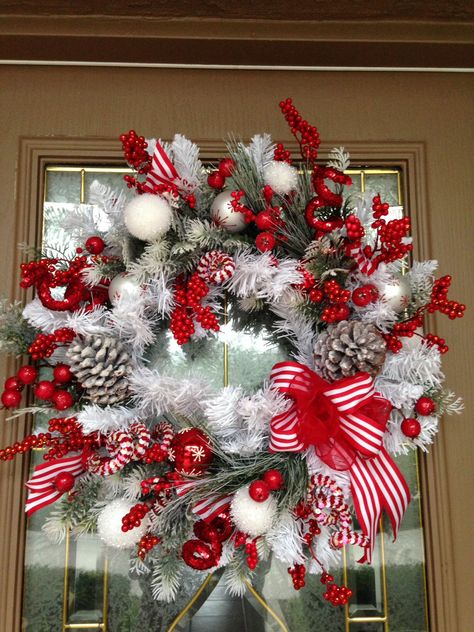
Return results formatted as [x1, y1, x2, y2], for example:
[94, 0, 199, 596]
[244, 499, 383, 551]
[196, 251, 235, 285]
[87, 422, 151, 476]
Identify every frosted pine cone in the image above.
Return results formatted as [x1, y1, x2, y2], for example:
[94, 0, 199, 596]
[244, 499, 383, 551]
[314, 321, 386, 382]
[66, 335, 132, 405]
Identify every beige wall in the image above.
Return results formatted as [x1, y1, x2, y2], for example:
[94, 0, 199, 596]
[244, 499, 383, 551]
[0, 65, 473, 629]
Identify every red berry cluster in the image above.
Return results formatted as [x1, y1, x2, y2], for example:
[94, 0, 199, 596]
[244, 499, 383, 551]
[245, 539, 259, 570]
[43, 428, 96, 461]
[137, 533, 160, 560]
[207, 158, 236, 190]
[0, 432, 51, 461]
[428, 276, 465, 319]
[143, 443, 169, 464]
[120, 130, 151, 174]
[233, 531, 248, 548]
[274, 142, 292, 163]
[303, 519, 322, 545]
[374, 217, 413, 264]
[279, 98, 320, 164]
[345, 214, 365, 241]
[170, 274, 219, 345]
[230, 187, 284, 253]
[371, 194, 390, 219]
[424, 333, 449, 354]
[401, 396, 437, 439]
[288, 563, 306, 590]
[1, 364, 38, 409]
[121, 502, 151, 532]
[321, 280, 351, 323]
[321, 572, 353, 606]
[29, 328, 75, 360]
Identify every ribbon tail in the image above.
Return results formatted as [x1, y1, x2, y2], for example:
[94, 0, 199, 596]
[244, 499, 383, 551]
[350, 448, 410, 563]
[193, 494, 233, 523]
[269, 403, 305, 453]
[144, 140, 180, 192]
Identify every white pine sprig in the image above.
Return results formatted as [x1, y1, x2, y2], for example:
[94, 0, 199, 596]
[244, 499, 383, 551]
[170, 133, 204, 191]
[266, 510, 305, 565]
[436, 389, 464, 415]
[246, 133, 275, 176]
[122, 466, 148, 500]
[271, 292, 315, 367]
[23, 299, 109, 336]
[327, 146, 351, 172]
[76, 404, 138, 434]
[408, 260, 438, 310]
[108, 292, 156, 355]
[380, 342, 444, 391]
[223, 552, 251, 597]
[151, 556, 183, 602]
[127, 239, 173, 283]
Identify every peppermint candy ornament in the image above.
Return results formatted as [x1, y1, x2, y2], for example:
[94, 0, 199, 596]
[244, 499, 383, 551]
[196, 251, 235, 285]
[87, 422, 151, 476]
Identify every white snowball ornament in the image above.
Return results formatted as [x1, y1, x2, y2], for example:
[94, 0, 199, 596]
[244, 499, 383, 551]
[230, 485, 277, 538]
[263, 160, 298, 195]
[123, 193, 173, 241]
[210, 191, 247, 233]
[108, 273, 141, 305]
[379, 274, 412, 313]
[97, 499, 147, 549]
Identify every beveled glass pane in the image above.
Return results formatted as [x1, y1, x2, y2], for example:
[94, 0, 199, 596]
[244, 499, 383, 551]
[66, 537, 104, 625]
[346, 527, 385, 619]
[346, 171, 363, 196]
[84, 172, 131, 203]
[364, 173, 400, 206]
[46, 171, 82, 203]
[350, 623, 384, 632]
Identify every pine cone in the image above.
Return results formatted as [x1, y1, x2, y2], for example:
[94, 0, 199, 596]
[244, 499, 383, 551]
[66, 335, 132, 405]
[314, 321, 386, 382]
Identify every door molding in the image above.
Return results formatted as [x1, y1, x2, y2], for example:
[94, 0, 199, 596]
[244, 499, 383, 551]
[1, 136, 454, 631]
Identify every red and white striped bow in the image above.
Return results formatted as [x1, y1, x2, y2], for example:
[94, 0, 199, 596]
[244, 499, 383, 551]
[270, 361, 410, 563]
[144, 140, 181, 193]
[25, 454, 84, 516]
[176, 480, 232, 522]
[347, 244, 376, 276]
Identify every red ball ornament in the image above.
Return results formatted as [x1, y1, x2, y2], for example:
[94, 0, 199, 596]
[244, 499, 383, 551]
[17, 365, 38, 385]
[415, 396, 436, 416]
[85, 236, 105, 255]
[401, 417, 421, 438]
[218, 158, 235, 178]
[52, 390, 74, 411]
[5, 376, 24, 391]
[263, 469, 284, 491]
[255, 210, 276, 231]
[249, 479, 270, 502]
[53, 471, 75, 493]
[53, 364, 74, 384]
[170, 428, 213, 475]
[352, 285, 379, 307]
[255, 231, 276, 252]
[182, 539, 222, 571]
[207, 171, 225, 190]
[35, 380, 56, 401]
[1, 389, 22, 408]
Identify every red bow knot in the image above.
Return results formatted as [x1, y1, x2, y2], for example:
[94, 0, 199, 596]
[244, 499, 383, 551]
[269, 361, 410, 563]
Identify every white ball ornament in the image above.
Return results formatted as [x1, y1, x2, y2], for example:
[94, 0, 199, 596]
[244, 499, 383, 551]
[230, 485, 277, 538]
[108, 273, 141, 305]
[210, 191, 247, 233]
[97, 499, 147, 549]
[123, 193, 173, 242]
[379, 274, 412, 313]
[263, 160, 298, 195]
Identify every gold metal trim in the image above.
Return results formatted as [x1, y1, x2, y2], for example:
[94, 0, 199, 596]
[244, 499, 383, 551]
[46, 166, 132, 173]
[62, 529, 71, 630]
[64, 625, 104, 629]
[80, 169, 86, 204]
[380, 518, 390, 632]
[167, 573, 214, 631]
[223, 295, 229, 387]
[102, 556, 109, 631]
[244, 580, 289, 632]
[349, 616, 387, 622]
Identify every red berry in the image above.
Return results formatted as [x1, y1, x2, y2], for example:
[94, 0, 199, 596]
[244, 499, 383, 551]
[35, 380, 56, 401]
[85, 236, 105, 254]
[218, 158, 235, 178]
[255, 232, 276, 252]
[54, 471, 75, 493]
[249, 480, 270, 502]
[5, 377, 24, 391]
[52, 390, 74, 411]
[415, 396, 436, 416]
[17, 365, 38, 385]
[352, 285, 378, 307]
[207, 171, 225, 189]
[53, 364, 74, 384]
[1, 389, 22, 408]
[263, 469, 284, 491]
[401, 418, 421, 438]
[255, 210, 276, 231]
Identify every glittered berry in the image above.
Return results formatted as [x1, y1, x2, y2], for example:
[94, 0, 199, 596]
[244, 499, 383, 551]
[53, 364, 74, 384]
[218, 158, 235, 178]
[263, 469, 284, 491]
[35, 380, 56, 401]
[415, 396, 436, 416]
[249, 479, 270, 502]
[4, 377, 24, 391]
[17, 365, 38, 385]
[401, 418, 421, 438]
[207, 171, 225, 189]
[1, 389, 22, 408]
[255, 210, 276, 231]
[53, 471, 75, 493]
[352, 285, 378, 307]
[52, 390, 74, 411]
[255, 232, 276, 252]
[85, 236, 105, 254]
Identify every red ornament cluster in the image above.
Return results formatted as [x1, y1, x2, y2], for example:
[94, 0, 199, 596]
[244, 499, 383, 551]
[170, 274, 219, 345]
[207, 158, 236, 190]
[288, 563, 306, 590]
[28, 328, 75, 360]
[321, 572, 353, 607]
[137, 534, 160, 560]
[121, 502, 151, 532]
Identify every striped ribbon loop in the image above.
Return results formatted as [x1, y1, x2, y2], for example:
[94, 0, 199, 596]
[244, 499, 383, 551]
[269, 361, 410, 562]
[347, 245, 377, 276]
[176, 479, 232, 522]
[25, 453, 84, 516]
[144, 140, 180, 192]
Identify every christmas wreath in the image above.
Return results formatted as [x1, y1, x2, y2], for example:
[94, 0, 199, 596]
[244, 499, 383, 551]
[0, 99, 465, 605]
